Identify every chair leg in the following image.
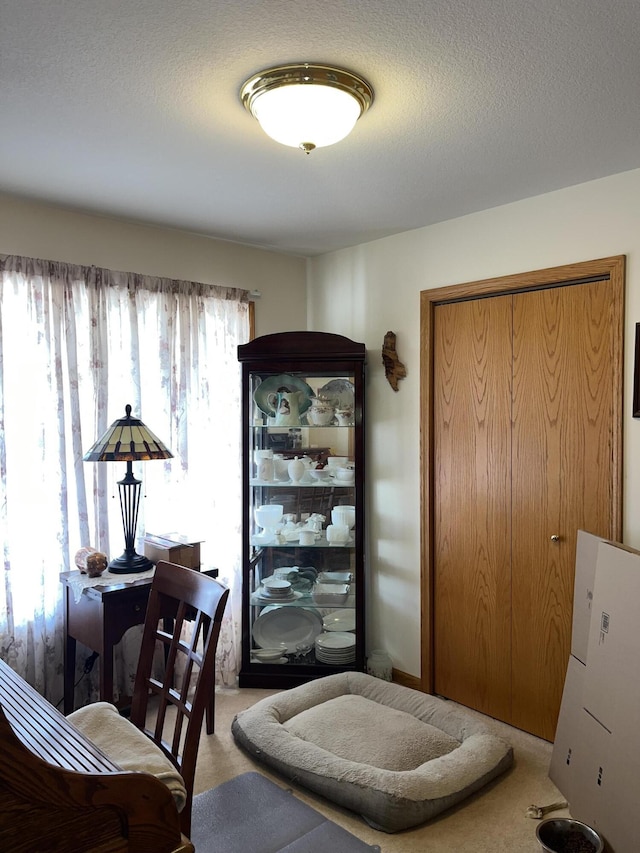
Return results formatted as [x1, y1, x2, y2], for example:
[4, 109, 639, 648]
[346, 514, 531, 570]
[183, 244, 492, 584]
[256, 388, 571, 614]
[205, 691, 214, 734]
[180, 792, 193, 838]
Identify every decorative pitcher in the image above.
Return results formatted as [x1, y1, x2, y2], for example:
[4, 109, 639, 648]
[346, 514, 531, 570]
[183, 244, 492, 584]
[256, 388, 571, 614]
[266, 390, 306, 426]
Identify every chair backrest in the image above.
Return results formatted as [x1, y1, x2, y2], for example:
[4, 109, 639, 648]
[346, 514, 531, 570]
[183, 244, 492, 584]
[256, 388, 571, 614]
[129, 560, 229, 833]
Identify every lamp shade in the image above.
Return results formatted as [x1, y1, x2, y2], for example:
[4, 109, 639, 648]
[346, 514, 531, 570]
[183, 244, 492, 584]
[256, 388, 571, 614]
[83, 404, 173, 462]
[241, 64, 374, 153]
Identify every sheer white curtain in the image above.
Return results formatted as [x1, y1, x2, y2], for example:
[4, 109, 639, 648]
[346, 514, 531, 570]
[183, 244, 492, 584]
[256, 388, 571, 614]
[0, 255, 250, 703]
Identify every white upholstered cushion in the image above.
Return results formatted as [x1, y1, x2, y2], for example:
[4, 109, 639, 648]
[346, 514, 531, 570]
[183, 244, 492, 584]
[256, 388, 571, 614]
[284, 693, 459, 770]
[68, 701, 187, 812]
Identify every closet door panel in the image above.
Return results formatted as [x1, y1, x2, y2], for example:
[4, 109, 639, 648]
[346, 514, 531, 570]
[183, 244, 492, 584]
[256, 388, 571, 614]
[511, 279, 617, 740]
[433, 296, 512, 720]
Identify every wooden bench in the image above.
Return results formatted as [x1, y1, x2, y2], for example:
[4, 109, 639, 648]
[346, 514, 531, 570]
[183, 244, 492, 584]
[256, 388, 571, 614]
[0, 658, 193, 852]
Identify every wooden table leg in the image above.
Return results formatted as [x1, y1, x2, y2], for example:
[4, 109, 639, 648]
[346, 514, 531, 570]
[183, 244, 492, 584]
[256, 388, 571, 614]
[63, 632, 77, 715]
[100, 617, 116, 705]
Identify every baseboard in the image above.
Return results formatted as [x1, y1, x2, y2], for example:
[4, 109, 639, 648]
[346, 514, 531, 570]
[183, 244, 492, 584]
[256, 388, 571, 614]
[392, 669, 422, 691]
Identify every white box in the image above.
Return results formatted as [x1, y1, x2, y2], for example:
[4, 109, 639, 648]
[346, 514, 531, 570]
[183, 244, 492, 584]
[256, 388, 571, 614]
[583, 540, 640, 734]
[568, 708, 640, 853]
[568, 708, 615, 846]
[572, 530, 606, 664]
[551, 537, 640, 852]
[549, 654, 586, 800]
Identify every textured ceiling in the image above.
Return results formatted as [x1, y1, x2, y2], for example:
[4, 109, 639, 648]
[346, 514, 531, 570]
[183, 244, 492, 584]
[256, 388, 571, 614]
[2, 1, 640, 256]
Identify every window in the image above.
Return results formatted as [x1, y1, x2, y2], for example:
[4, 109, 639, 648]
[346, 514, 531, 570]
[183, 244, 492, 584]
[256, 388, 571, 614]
[0, 256, 250, 699]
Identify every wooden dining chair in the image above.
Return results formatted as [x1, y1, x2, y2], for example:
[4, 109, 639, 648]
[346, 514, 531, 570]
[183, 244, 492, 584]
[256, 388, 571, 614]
[69, 560, 229, 837]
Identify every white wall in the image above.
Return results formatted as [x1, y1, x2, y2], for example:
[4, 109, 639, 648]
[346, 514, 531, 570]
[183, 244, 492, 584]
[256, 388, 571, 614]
[5, 174, 640, 682]
[307, 167, 640, 680]
[0, 194, 307, 337]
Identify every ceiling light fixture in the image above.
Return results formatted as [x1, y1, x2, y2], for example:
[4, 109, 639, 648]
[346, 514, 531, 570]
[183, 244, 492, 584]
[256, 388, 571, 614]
[240, 63, 374, 154]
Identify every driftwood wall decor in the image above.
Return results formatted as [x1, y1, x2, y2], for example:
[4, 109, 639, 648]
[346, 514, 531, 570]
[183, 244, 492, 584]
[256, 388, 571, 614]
[382, 331, 407, 391]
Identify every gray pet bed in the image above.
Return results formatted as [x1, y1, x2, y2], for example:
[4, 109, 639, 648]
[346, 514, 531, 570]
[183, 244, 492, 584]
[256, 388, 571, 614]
[232, 672, 513, 833]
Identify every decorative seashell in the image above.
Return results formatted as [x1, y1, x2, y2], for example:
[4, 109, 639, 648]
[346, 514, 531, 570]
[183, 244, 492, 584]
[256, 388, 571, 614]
[74, 546, 108, 577]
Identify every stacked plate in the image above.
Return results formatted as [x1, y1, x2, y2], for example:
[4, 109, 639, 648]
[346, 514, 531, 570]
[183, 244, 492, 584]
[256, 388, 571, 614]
[315, 631, 356, 665]
[261, 579, 293, 598]
[254, 578, 301, 604]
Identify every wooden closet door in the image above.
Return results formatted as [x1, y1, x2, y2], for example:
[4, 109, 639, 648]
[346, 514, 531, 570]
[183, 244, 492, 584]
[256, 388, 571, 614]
[511, 279, 618, 740]
[433, 295, 513, 721]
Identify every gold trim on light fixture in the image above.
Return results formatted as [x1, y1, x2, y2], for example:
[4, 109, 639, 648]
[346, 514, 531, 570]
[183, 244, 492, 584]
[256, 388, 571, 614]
[240, 63, 374, 153]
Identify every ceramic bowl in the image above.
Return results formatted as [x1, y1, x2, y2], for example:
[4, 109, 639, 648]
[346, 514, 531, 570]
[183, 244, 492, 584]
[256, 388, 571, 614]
[255, 504, 284, 529]
[536, 818, 604, 853]
[252, 647, 286, 662]
[334, 466, 355, 483]
[310, 468, 332, 482]
[262, 578, 292, 593]
[312, 583, 350, 606]
[317, 571, 352, 584]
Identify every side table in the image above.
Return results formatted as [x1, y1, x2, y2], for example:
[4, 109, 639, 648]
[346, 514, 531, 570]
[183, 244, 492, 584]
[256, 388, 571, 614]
[60, 568, 218, 730]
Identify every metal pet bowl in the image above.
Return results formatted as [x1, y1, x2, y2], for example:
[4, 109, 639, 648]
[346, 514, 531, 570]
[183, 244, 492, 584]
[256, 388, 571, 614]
[536, 818, 605, 853]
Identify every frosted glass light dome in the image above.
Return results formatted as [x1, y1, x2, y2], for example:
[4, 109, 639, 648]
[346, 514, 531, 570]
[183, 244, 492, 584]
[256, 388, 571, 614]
[241, 64, 374, 153]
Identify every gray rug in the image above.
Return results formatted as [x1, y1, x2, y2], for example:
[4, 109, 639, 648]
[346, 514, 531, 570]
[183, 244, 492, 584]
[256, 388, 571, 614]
[190, 772, 380, 852]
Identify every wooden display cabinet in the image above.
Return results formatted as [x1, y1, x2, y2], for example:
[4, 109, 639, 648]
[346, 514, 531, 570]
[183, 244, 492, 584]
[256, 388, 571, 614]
[238, 331, 366, 688]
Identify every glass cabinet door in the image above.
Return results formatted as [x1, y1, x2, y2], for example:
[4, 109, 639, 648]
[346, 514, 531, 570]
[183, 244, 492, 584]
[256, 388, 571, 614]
[238, 333, 366, 688]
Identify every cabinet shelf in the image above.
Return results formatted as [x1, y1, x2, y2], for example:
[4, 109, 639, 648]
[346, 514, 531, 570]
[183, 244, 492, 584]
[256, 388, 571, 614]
[250, 592, 357, 609]
[250, 479, 355, 488]
[250, 424, 354, 430]
[251, 537, 354, 549]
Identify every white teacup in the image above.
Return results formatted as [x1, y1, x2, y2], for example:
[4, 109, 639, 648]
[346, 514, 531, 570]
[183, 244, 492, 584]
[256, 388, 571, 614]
[308, 404, 335, 426]
[335, 408, 353, 426]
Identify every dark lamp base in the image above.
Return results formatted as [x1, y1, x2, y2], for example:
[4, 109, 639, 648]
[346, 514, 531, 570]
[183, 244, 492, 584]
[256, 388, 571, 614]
[108, 552, 154, 574]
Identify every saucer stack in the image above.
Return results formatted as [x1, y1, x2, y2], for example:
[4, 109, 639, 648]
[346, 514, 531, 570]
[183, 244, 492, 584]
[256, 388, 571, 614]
[315, 631, 356, 664]
[260, 579, 295, 601]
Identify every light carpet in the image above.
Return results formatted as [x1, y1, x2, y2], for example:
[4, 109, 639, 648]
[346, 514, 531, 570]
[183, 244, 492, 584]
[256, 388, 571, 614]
[193, 685, 569, 852]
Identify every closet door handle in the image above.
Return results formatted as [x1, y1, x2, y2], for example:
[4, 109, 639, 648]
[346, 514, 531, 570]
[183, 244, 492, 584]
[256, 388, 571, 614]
[550, 535, 560, 542]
